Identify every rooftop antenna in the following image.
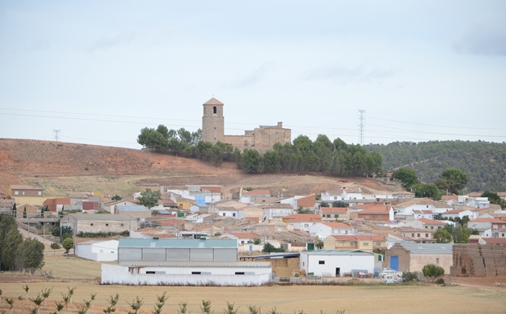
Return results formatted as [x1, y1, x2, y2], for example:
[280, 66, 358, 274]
[53, 129, 61, 141]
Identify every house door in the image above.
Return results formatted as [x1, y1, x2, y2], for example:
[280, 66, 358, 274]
[335, 267, 341, 277]
[390, 256, 399, 271]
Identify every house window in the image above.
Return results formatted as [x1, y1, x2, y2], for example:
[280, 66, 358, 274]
[334, 214, 338, 218]
[121, 223, 124, 227]
[365, 215, 370, 219]
[363, 242, 369, 246]
[412, 233, 414, 237]
[90, 223, 94, 226]
[233, 213, 236, 217]
[376, 242, 381, 246]
[106, 223, 109, 226]
[213, 106, 217, 114]
[22, 191, 25, 195]
[14, 191, 19, 195]
[417, 233, 420, 238]
[436, 258, 439, 264]
[425, 226, 428, 229]
[319, 260, 325, 265]
[223, 213, 226, 216]
[425, 234, 429, 237]
[431, 226, 434, 229]
[38, 191, 42, 196]
[192, 272, 201, 275]
[378, 215, 382, 219]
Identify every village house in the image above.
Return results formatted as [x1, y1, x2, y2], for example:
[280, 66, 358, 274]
[323, 234, 386, 252]
[221, 232, 260, 245]
[279, 194, 316, 210]
[491, 219, 506, 238]
[102, 200, 137, 213]
[43, 197, 71, 212]
[239, 189, 278, 204]
[308, 222, 356, 239]
[8, 185, 45, 206]
[115, 205, 152, 220]
[406, 218, 447, 230]
[356, 204, 394, 222]
[468, 218, 498, 236]
[320, 207, 350, 222]
[61, 213, 138, 234]
[282, 214, 321, 231]
[321, 189, 364, 202]
[262, 203, 295, 221]
[15, 203, 40, 218]
[398, 228, 435, 243]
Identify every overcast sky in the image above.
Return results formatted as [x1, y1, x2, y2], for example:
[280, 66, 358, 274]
[1, 1, 505, 149]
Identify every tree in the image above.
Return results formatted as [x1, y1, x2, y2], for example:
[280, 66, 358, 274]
[152, 292, 169, 314]
[262, 243, 285, 253]
[482, 191, 506, 209]
[23, 206, 27, 218]
[50, 243, 61, 255]
[433, 228, 452, 243]
[332, 201, 347, 208]
[242, 149, 262, 174]
[392, 168, 419, 190]
[17, 238, 45, 274]
[111, 194, 122, 201]
[412, 183, 442, 200]
[41, 287, 53, 307]
[137, 188, 161, 209]
[435, 167, 468, 195]
[444, 224, 471, 243]
[422, 264, 444, 282]
[62, 238, 74, 254]
[320, 201, 329, 208]
[12, 203, 17, 217]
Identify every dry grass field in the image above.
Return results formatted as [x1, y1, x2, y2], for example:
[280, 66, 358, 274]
[1, 254, 506, 314]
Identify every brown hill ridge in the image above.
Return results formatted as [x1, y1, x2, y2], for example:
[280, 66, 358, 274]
[0, 139, 403, 197]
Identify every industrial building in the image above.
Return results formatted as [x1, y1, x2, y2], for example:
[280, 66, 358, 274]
[299, 250, 378, 277]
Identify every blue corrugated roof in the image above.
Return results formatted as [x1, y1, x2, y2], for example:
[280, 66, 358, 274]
[119, 238, 238, 248]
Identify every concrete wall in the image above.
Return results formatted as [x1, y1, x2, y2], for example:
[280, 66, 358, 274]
[410, 253, 452, 274]
[101, 263, 272, 286]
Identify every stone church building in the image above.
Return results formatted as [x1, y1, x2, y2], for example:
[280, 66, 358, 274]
[202, 97, 291, 151]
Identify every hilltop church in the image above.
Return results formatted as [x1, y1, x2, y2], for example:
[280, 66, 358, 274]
[201, 98, 291, 151]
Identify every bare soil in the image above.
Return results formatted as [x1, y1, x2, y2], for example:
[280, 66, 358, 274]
[0, 139, 403, 197]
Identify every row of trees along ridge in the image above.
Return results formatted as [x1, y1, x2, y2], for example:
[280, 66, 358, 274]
[138, 125, 383, 177]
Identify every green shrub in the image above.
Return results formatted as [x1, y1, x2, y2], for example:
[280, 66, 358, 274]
[435, 278, 445, 285]
[402, 271, 418, 282]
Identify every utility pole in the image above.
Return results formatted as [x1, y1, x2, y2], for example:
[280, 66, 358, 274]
[53, 129, 61, 141]
[358, 109, 366, 145]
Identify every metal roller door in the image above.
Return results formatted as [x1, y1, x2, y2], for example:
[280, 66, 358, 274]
[142, 248, 166, 261]
[213, 248, 237, 261]
[166, 248, 190, 261]
[190, 248, 213, 261]
[119, 248, 142, 261]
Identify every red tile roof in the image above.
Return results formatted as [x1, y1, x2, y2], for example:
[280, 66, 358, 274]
[322, 222, 353, 229]
[283, 214, 321, 223]
[482, 238, 506, 244]
[243, 189, 271, 195]
[322, 207, 348, 213]
[223, 232, 259, 239]
[418, 218, 446, 225]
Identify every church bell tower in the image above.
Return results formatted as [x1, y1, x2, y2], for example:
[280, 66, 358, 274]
[202, 98, 224, 144]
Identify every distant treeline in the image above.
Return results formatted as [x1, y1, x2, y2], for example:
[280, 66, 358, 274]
[365, 140, 506, 192]
[138, 126, 383, 177]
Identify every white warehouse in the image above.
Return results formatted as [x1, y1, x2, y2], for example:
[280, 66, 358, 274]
[101, 261, 272, 286]
[300, 250, 376, 277]
[75, 240, 118, 262]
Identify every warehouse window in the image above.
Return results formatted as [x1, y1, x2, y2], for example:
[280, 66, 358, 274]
[192, 272, 201, 275]
[319, 260, 325, 265]
[146, 271, 156, 274]
[235, 272, 245, 275]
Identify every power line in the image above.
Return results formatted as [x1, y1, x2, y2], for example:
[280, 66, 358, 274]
[52, 129, 61, 141]
[358, 109, 365, 145]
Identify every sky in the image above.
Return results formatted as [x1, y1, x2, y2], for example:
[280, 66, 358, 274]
[1, 1, 505, 149]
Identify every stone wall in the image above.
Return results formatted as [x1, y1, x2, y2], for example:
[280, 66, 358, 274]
[451, 244, 506, 277]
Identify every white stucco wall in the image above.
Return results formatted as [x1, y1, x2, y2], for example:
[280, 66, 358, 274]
[299, 252, 375, 277]
[101, 264, 272, 286]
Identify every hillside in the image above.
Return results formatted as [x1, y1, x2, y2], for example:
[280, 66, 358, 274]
[365, 141, 506, 192]
[0, 139, 403, 198]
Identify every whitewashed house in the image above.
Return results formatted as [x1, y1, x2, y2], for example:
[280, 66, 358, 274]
[262, 204, 294, 221]
[308, 222, 356, 239]
[299, 250, 376, 277]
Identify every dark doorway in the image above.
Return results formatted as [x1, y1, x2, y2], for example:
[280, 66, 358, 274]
[335, 267, 340, 276]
